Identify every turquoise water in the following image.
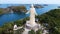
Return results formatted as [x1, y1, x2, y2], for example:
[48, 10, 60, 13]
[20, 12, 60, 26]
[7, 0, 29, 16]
[0, 4, 60, 26]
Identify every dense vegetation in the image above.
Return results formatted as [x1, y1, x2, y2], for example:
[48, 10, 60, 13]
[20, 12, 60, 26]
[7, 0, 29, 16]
[0, 9, 3, 15]
[0, 9, 60, 34]
[36, 9, 60, 34]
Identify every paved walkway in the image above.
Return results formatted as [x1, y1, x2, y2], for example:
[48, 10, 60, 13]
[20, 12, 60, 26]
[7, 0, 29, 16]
[22, 28, 30, 34]
[13, 26, 23, 30]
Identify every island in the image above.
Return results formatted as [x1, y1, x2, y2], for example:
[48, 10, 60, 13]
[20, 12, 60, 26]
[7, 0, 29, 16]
[0, 6, 27, 15]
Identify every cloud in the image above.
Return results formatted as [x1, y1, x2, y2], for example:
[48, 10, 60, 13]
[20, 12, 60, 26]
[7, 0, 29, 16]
[0, 0, 60, 4]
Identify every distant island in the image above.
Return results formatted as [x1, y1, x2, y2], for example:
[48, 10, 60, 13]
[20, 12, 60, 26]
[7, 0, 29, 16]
[43, 4, 48, 6]
[34, 5, 44, 8]
[34, 4, 48, 9]
[0, 6, 27, 15]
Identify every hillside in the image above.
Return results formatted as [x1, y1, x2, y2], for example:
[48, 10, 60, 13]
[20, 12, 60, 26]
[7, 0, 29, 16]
[36, 9, 60, 34]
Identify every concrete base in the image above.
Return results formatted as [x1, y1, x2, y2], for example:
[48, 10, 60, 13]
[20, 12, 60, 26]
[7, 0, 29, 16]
[24, 21, 41, 32]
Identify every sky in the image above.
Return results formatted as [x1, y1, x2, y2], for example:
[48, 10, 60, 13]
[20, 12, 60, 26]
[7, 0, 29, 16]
[0, 0, 60, 4]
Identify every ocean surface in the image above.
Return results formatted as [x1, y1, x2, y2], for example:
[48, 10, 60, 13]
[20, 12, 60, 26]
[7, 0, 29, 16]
[0, 4, 60, 26]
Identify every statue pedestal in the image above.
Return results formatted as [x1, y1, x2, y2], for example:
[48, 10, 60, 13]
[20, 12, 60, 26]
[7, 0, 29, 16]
[24, 21, 41, 32]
